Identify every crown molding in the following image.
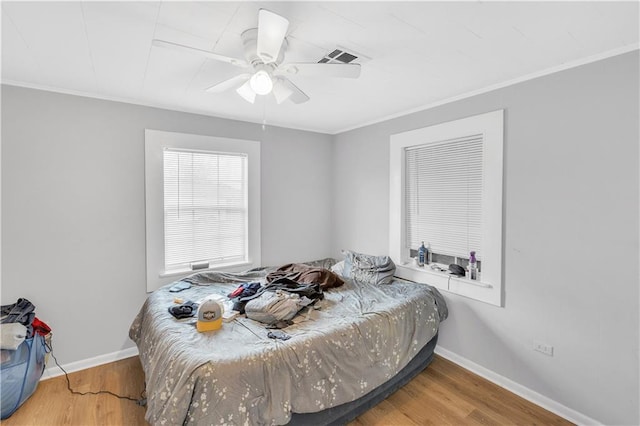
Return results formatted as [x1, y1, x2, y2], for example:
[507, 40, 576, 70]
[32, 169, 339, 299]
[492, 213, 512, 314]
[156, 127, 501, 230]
[333, 44, 640, 135]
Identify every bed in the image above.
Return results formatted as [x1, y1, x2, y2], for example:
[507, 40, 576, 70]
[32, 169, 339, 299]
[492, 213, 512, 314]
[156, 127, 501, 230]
[129, 258, 447, 425]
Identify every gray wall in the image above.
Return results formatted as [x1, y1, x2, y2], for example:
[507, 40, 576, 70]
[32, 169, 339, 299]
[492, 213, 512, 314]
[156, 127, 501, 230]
[332, 51, 639, 425]
[2, 51, 638, 425]
[1, 86, 334, 365]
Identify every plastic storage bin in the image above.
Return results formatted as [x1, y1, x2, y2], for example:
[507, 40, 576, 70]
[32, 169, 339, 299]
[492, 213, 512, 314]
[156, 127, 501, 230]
[1, 333, 47, 419]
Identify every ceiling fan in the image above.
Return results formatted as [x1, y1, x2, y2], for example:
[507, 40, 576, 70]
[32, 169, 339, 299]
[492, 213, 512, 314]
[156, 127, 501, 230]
[153, 9, 361, 105]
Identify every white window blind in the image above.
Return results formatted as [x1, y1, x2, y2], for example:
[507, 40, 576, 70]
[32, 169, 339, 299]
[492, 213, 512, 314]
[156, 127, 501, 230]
[405, 134, 484, 260]
[163, 148, 247, 271]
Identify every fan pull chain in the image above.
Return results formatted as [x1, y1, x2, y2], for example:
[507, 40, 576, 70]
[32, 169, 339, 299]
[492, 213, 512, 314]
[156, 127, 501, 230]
[262, 96, 267, 131]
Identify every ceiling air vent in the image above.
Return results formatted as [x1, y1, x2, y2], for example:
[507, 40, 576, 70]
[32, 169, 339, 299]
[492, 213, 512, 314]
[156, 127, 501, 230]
[318, 46, 370, 64]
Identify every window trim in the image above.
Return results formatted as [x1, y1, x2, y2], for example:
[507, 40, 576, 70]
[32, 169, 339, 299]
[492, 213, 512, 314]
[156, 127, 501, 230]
[389, 110, 504, 306]
[145, 129, 261, 292]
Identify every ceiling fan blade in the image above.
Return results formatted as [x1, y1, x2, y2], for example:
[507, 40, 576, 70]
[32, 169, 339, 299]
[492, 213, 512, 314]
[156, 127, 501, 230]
[152, 39, 248, 68]
[257, 9, 289, 64]
[278, 78, 310, 104]
[206, 74, 251, 93]
[236, 80, 256, 104]
[280, 62, 361, 79]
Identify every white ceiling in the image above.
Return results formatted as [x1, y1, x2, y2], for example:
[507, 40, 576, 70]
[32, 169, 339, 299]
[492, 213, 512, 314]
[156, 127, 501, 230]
[2, 1, 638, 134]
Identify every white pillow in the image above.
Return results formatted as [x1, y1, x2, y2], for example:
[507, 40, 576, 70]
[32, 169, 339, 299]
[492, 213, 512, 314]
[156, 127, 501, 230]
[330, 260, 345, 277]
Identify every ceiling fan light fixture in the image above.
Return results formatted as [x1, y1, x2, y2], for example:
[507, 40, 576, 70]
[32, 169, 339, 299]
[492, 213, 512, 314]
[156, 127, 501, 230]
[155, 9, 357, 107]
[250, 70, 273, 95]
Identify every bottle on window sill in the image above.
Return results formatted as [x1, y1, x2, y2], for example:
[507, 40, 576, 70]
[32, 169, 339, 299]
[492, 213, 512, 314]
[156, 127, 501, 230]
[469, 251, 478, 280]
[418, 242, 426, 267]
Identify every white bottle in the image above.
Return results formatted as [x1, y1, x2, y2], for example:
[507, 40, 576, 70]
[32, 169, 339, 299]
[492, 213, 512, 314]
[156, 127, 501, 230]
[469, 251, 478, 280]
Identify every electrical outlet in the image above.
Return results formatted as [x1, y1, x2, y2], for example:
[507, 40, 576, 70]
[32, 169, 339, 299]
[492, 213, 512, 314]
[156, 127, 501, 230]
[533, 340, 554, 356]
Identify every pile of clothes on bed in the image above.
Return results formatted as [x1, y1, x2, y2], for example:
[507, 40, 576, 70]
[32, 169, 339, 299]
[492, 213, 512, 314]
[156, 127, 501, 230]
[238, 263, 345, 327]
[168, 254, 402, 329]
[169, 262, 347, 329]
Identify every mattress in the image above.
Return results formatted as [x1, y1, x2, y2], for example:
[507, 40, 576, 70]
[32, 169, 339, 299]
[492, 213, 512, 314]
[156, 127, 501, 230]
[287, 332, 439, 425]
[129, 261, 447, 425]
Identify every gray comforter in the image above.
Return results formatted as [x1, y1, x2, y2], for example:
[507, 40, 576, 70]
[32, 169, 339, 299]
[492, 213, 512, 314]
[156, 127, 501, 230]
[129, 262, 447, 426]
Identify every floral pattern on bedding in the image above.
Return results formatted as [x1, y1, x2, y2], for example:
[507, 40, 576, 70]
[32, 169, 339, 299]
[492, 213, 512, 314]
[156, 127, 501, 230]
[129, 261, 446, 426]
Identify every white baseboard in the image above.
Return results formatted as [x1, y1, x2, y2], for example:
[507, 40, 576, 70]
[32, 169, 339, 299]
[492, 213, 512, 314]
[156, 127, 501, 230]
[434, 346, 601, 426]
[41, 346, 139, 380]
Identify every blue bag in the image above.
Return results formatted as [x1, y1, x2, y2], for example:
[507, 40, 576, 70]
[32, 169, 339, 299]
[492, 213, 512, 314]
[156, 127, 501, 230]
[1, 333, 47, 419]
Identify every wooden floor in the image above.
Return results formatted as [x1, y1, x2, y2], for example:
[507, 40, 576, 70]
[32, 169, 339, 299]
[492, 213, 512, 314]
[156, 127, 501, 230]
[2, 355, 572, 425]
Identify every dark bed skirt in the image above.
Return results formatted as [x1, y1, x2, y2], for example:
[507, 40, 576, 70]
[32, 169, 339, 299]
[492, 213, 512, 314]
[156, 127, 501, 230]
[288, 332, 439, 426]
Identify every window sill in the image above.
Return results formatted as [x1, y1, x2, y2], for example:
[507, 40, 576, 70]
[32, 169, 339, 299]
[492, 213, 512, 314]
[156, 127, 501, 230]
[160, 261, 254, 279]
[396, 262, 501, 306]
[398, 262, 491, 288]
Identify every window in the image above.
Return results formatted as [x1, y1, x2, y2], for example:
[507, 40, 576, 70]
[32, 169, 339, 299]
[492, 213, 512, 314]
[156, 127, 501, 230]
[389, 110, 504, 306]
[405, 135, 483, 265]
[145, 130, 260, 292]
[163, 149, 247, 272]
